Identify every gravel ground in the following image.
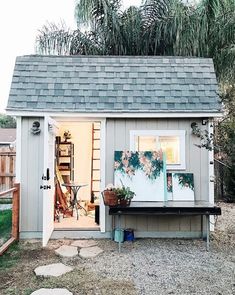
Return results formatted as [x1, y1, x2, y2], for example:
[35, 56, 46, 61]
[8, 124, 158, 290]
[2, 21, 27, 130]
[76, 239, 234, 295]
[0, 202, 234, 295]
[51, 202, 235, 295]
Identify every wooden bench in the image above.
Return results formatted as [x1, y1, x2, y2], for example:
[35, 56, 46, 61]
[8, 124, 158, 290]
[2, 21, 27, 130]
[109, 201, 221, 252]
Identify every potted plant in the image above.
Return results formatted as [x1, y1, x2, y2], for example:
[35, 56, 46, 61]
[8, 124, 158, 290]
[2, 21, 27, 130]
[102, 184, 118, 206]
[102, 183, 135, 207]
[115, 186, 135, 206]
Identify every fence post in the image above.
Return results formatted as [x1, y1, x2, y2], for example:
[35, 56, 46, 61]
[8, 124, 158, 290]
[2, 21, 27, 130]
[12, 183, 20, 240]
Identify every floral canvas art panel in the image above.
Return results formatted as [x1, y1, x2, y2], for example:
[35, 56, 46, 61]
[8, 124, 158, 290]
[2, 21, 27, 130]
[167, 173, 173, 201]
[114, 151, 165, 201]
[172, 173, 194, 201]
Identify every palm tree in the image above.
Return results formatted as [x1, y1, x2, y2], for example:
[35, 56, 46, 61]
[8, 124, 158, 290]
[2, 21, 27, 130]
[36, 0, 235, 82]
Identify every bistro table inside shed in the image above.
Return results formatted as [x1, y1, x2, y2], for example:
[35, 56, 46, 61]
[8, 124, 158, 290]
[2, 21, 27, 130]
[62, 182, 88, 220]
[109, 201, 221, 253]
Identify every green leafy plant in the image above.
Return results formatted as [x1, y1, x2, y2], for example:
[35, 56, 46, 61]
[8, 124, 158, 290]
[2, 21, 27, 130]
[114, 186, 135, 201]
[104, 182, 135, 202]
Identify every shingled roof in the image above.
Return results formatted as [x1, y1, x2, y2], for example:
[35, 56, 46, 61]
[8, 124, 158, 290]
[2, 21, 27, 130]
[7, 55, 221, 114]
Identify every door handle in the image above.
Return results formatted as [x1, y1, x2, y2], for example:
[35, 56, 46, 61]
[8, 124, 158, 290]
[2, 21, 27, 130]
[46, 168, 50, 180]
[42, 169, 50, 180]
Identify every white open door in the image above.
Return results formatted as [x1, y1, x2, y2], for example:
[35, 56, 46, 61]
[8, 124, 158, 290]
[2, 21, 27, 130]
[42, 116, 57, 247]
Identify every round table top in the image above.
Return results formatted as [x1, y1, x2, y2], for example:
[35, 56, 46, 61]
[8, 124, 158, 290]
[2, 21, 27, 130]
[62, 183, 88, 188]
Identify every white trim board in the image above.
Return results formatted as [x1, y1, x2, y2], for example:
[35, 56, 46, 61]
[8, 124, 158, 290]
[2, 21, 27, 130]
[15, 116, 22, 233]
[99, 119, 106, 232]
[6, 110, 222, 118]
[51, 230, 111, 239]
[208, 118, 214, 231]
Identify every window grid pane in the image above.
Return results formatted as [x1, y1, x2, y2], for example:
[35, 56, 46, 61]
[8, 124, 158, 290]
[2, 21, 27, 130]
[135, 135, 180, 165]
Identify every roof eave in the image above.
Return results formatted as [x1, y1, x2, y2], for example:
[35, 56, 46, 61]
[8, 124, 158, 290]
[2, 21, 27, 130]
[6, 108, 223, 118]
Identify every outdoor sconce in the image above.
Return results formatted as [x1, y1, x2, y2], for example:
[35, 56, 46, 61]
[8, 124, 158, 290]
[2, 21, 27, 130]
[191, 122, 201, 136]
[31, 121, 41, 135]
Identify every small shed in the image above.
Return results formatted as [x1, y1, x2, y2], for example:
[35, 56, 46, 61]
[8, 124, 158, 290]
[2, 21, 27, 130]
[7, 55, 221, 246]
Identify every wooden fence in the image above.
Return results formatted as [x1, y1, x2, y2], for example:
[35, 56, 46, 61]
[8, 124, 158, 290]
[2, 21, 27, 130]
[0, 146, 16, 191]
[0, 183, 20, 255]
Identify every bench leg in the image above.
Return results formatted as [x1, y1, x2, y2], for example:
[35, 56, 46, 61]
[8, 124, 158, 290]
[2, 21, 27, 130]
[201, 215, 203, 239]
[118, 214, 121, 253]
[206, 215, 210, 251]
[111, 215, 115, 240]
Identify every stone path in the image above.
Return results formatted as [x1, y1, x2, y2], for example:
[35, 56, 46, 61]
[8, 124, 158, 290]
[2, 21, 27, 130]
[55, 245, 78, 258]
[33, 240, 103, 295]
[34, 263, 73, 277]
[54, 240, 103, 259]
[79, 245, 103, 259]
[71, 239, 98, 248]
[31, 289, 72, 295]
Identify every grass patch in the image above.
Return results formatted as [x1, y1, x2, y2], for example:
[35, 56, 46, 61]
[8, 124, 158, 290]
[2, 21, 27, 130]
[0, 242, 19, 269]
[0, 209, 12, 245]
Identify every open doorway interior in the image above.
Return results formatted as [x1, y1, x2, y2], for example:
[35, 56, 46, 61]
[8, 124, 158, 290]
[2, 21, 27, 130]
[54, 121, 100, 230]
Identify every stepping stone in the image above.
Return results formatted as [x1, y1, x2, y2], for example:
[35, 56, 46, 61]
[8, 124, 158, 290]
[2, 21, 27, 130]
[71, 239, 98, 248]
[55, 245, 78, 257]
[31, 289, 72, 295]
[34, 263, 73, 277]
[79, 246, 103, 259]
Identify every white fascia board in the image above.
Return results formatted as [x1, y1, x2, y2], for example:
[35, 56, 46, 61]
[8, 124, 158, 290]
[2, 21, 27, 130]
[208, 119, 215, 231]
[6, 110, 223, 118]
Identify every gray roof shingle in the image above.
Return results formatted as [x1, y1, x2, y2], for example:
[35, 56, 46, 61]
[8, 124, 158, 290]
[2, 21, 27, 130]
[7, 55, 221, 113]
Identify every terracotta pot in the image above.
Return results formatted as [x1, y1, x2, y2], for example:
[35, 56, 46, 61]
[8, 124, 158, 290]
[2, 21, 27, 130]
[102, 190, 118, 206]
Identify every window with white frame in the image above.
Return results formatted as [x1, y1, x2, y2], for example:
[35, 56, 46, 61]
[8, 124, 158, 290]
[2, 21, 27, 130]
[130, 130, 186, 170]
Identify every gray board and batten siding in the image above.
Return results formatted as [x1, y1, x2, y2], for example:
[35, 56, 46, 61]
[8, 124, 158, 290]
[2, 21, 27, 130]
[18, 117, 207, 238]
[105, 118, 208, 236]
[7, 55, 220, 114]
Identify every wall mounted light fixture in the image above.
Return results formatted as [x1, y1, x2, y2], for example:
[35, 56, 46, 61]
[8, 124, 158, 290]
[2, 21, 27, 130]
[191, 122, 201, 136]
[31, 121, 41, 135]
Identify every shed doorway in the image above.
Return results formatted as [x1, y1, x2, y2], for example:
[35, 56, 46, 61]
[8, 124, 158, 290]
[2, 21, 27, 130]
[53, 121, 101, 231]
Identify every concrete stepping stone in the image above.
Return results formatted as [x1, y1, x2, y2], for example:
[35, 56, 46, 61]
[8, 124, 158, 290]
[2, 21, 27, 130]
[34, 263, 73, 277]
[55, 245, 78, 257]
[71, 239, 98, 248]
[31, 289, 72, 295]
[79, 246, 103, 259]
